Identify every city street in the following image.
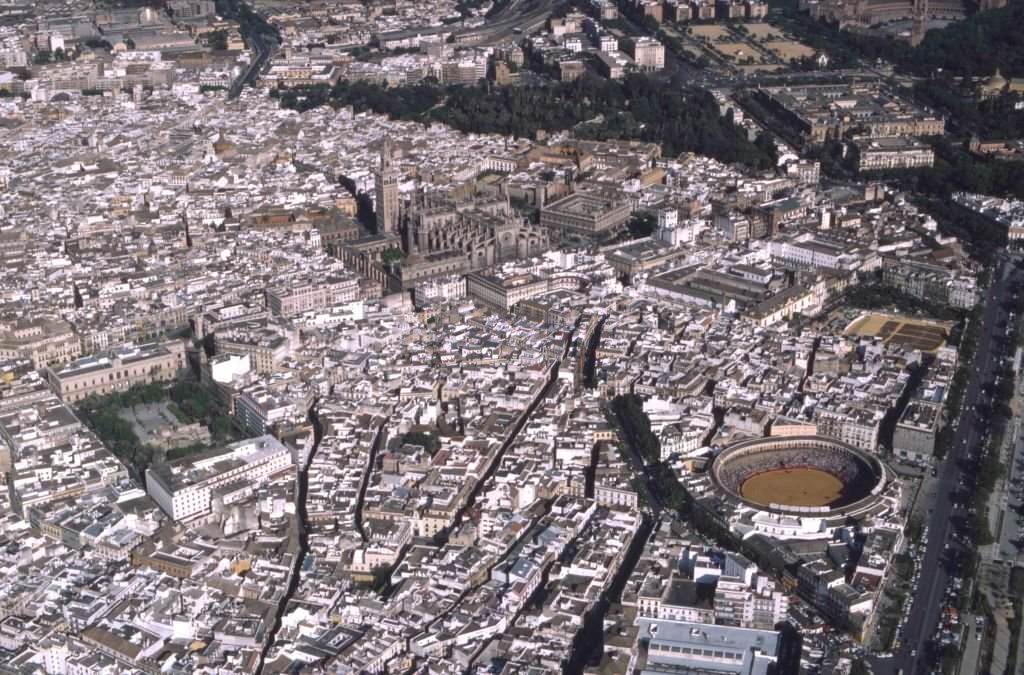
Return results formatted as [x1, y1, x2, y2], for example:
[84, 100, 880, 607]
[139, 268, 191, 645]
[225, 0, 279, 100]
[873, 255, 1022, 674]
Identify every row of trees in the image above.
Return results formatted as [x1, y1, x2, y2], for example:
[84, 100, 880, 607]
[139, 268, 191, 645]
[78, 395, 156, 477]
[611, 394, 661, 464]
[438, 74, 776, 168]
[205, 29, 229, 51]
[451, 0, 511, 20]
[624, 212, 658, 239]
[775, 0, 1024, 78]
[168, 380, 237, 443]
[272, 79, 444, 117]
[851, 142, 1020, 263]
[398, 430, 442, 456]
[277, 73, 775, 170]
[610, 394, 694, 514]
[609, 392, 809, 624]
[896, 140, 1024, 204]
[33, 49, 72, 64]
[934, 303, 983, 460]
[214, 0, 279, 43]
[906, 1, 1024, 78]
[769, 8, 913, 70]
[916, 195, 1011, 266]
[843, 283, 967, 322]
[913, 79, 1024, 139]
[957, 275, 1024, 545]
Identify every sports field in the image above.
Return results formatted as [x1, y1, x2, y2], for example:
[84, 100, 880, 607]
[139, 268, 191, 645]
[741, 468, 844, 507]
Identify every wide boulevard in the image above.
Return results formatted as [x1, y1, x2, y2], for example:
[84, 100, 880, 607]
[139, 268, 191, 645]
[875, 254, 1021, 674]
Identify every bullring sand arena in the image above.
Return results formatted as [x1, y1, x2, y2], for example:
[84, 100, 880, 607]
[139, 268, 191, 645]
[740, 468, 845, 507]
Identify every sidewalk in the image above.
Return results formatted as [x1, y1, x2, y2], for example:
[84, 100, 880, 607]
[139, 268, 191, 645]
[1015, 607, 1024, 675]
[967, 375, 1022, 675]
[991, 609, 1012, 675]
[959, 615, 981, 675]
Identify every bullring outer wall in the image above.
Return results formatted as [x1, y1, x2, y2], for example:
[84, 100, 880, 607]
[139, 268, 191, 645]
[709, 435, 888, 517]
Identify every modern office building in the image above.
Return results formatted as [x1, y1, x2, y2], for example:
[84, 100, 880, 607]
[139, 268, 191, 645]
[636, 617, 780, 675]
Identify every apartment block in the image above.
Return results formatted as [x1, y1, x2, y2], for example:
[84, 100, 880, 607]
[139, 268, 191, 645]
[626, 37, 665, 71]
[853, 137, 935, 172]
[881, 256, 979, 309]
[636, 618, 780, 675]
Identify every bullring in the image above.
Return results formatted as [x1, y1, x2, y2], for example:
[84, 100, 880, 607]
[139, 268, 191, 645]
[709, 435, 887, 517]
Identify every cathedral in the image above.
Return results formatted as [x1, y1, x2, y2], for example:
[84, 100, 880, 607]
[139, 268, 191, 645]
[401, 192, 549, 270]
[368, 143, 549, 292]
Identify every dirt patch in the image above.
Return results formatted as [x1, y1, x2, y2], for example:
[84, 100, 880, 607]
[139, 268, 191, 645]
[713, 41, 764, 63]
[768, 40, 816, 61]
[746, 23, 784, 39]
[846, 312, 952, 352]
[690, 25, 730, 39]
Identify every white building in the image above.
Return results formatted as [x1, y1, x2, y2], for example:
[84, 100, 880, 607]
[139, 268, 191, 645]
[146, 435, 292, 521]
[769, 235, 842, 270]
[209, 353, 252, 385]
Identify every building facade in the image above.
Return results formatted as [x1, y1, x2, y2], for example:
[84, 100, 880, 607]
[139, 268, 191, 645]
[0, 318, 81, 369]
[265, 276, 360, 317]
[853, 137, 935, 172]
[46, 340, 186, 403]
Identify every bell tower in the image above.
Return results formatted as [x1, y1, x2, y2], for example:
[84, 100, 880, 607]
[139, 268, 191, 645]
[910, 0, 928, 46]
[374, 139, 400, 234]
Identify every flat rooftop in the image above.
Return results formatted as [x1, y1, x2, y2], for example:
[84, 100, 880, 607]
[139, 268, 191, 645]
[147, 434, 290, 494]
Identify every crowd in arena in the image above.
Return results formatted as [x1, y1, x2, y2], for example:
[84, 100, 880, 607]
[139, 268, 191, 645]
[712, 438, 880, 507]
